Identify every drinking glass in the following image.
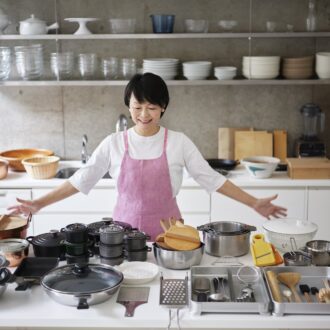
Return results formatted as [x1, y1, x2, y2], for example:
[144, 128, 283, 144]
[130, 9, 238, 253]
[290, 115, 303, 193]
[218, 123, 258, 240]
[50, 52, 74, 80]
[78, 53, 98, 80]
[120, 58, 137, 79]
[0, 47, 11, 80]
[102, 57, 119, 79]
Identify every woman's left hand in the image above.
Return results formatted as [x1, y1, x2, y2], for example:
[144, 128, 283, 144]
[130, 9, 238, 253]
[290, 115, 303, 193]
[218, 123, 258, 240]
[253, 194, 287, 219]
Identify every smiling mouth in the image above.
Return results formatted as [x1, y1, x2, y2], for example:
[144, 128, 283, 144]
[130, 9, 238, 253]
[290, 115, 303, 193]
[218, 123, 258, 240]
[138, 119, 152, 124]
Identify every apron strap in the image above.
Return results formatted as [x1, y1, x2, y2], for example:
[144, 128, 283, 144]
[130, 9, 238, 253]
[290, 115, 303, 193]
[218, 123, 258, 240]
[163, 128, 168, 151]
[123, 130, 129, 151]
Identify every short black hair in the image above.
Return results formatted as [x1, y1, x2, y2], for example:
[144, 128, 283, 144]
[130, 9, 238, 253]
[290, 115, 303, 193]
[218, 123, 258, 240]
[124, 73, 169, 117]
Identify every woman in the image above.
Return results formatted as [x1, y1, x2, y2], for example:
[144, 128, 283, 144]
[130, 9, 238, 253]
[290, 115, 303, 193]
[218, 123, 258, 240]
[8, 73, 286, 240]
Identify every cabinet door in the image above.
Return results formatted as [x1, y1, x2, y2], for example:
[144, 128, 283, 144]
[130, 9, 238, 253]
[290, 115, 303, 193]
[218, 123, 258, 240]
[211, 187, 306, 232]
[32, 188, 117, 213]
[0, 189, 32, 213]
[177, 188, 210, 228]
[307, 188, 330, 240]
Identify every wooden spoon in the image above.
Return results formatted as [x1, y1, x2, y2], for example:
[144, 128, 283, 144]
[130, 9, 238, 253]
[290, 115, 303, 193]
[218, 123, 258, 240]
[277, 272, 302, 303]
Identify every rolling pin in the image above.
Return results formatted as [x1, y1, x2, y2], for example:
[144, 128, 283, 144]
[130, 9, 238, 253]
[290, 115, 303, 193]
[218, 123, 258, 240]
[266, 270, 283, 303]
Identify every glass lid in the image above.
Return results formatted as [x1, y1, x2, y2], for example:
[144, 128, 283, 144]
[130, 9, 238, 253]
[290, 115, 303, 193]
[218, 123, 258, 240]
[41, 263, 123, 294]
[0, 238, 29, 253]
[263, 219, 318, 235]
[100, 224, 124, 233]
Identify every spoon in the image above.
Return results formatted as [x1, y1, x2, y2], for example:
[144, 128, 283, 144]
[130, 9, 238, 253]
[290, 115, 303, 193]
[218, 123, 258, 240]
[282, 289, 293, 302]
[208, 277, 228, 302]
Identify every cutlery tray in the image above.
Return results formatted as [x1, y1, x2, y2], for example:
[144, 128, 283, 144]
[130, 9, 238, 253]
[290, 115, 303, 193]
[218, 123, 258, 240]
[190, 266, 271, 315]
[263, 266, 330, 316]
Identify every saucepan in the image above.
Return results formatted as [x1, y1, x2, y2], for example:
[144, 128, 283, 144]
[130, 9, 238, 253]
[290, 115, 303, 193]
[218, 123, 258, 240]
[197, 221, 256, 257]
[0, 213, 32, 240]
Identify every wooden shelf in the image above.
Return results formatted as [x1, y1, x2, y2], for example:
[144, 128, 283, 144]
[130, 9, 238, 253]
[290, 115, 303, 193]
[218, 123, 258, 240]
[1, 79, 330, 87]
[1, 32, 330, 40]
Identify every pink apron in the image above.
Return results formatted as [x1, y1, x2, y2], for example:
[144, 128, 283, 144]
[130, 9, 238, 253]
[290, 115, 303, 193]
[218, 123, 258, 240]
[113, 128, 181, 241]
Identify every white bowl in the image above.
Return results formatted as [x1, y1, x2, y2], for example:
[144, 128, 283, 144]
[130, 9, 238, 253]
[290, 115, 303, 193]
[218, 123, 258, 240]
[241, 156, 280, 179]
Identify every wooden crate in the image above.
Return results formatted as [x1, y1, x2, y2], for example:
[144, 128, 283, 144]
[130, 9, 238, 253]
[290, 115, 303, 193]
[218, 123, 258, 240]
[287, 158, 330, 179]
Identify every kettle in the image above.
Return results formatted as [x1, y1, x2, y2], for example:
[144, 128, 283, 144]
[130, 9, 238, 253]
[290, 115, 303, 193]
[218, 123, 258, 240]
[19, 14, 59, 35]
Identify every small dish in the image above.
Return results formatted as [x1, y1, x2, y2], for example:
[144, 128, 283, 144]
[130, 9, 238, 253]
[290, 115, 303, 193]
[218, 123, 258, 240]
[115, 261, 159, 285]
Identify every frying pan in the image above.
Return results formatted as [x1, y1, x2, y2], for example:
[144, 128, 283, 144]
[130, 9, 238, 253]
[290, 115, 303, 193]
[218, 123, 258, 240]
[206, 159, 239, 171]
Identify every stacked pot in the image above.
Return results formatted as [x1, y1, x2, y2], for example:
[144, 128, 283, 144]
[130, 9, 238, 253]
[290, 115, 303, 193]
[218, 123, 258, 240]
[99, 224, 125, 266]
[62, 223, 91, 264]
[123, 230, 151, 262]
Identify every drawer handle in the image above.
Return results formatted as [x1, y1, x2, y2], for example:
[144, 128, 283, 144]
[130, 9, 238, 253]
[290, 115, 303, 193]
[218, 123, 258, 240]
[0, 192, 8, 197]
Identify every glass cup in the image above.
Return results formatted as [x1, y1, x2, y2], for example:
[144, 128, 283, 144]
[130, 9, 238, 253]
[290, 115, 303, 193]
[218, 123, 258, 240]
[120, 58, 137, 79]
[266, 21, 277, 32]
[15, 44, 44, 80]
[102, 57, 119, 79]
[50, 52, 74, 80]
[0, 47, 11, 80]
[78, 53, 98, 80]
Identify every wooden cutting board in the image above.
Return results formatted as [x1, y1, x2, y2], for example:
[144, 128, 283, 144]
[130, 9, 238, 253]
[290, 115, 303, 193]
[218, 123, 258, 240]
[235, 131, 273, 160]
[287, 157, 330, 179]
[164, 222, 200, 251]
[273, 130, 287, 163]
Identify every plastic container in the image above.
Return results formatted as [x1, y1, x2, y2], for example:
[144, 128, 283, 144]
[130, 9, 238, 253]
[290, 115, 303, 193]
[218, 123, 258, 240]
[150, 15, 175, 33]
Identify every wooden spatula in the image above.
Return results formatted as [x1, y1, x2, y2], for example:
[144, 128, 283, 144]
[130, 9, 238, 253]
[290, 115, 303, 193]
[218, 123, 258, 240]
[164, 221, 200, 251]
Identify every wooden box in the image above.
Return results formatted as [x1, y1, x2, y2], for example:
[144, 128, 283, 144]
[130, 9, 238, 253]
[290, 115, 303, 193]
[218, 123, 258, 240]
[287, 158, 330, 179]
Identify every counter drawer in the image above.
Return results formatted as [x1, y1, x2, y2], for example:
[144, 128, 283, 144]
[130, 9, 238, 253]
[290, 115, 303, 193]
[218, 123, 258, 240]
[0, 189, 32, 213]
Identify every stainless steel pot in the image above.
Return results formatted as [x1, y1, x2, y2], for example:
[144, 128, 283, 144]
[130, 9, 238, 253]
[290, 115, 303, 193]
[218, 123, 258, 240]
[305, 240, 330, 266]
[197, 221, 256, 257]
[41, 263, 123, 309]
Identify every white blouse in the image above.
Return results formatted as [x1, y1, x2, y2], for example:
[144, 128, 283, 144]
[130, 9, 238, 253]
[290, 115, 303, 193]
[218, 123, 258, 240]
[69, 127, 227, 196]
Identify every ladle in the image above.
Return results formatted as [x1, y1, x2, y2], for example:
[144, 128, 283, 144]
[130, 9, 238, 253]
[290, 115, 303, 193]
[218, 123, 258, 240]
[208, 277, 229, 302]
[277, 272, 302, 303]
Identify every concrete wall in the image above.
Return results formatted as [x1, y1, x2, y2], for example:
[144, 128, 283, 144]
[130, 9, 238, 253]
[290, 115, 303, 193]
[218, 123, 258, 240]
[1, 0, 330, 159]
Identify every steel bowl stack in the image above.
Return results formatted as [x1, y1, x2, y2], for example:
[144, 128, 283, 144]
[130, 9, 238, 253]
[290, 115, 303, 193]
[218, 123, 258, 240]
[242, 56, 280, 79]
[282, 56, 314, 79]
[143, 58, 179, 80]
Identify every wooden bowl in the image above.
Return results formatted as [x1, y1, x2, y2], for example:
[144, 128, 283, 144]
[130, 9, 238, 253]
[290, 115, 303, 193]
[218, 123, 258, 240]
[0, 149, 54, 171]
[0, 160, 8, 179]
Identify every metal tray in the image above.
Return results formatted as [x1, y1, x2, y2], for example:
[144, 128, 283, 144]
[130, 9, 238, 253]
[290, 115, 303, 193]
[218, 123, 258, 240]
[263, 266, 330, 316]
[190, 266, 271, 315]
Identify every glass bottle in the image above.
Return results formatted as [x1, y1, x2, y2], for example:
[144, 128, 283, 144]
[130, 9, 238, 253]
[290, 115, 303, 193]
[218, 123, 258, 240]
[306, 0, 317, 32]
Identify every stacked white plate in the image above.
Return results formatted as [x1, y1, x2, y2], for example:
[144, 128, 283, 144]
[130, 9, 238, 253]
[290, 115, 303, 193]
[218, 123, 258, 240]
[182, 61, 212, 80]
[242, 56, 280, 79]
[316, 52, 330, 79]
[142, 58, 179, 80]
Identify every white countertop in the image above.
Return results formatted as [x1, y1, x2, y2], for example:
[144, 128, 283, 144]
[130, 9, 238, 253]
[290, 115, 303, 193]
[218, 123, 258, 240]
[1, 161, 330, 189]
[1, 251, 330, 330]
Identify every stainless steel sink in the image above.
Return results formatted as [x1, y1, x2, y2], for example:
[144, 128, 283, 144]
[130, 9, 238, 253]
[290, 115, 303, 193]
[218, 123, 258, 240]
[55, 167, 111, 179]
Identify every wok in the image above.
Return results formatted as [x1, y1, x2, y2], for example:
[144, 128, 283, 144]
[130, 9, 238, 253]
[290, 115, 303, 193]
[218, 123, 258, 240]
[206, 159, 239, 171]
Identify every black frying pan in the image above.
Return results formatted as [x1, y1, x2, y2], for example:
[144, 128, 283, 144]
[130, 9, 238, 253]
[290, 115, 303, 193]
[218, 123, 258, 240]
[206, 159, 239, 171]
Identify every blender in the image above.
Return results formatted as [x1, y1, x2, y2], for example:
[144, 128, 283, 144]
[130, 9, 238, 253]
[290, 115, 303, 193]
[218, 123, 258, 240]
[296, 103, 326, 157]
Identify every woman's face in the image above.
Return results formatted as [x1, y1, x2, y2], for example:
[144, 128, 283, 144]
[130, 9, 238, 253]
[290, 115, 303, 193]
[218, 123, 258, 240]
[129, 94, 164, 136]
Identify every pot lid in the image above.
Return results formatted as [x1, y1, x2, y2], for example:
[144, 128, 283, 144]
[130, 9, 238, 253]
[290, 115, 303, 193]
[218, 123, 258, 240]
[27, 230, 65, 247]
[124, 230, 147, 240]
[0, 215, 27, 231]
[41, 263, 123, 294]
[100, 224, 124, 233]
[87, 220, 132, 234]
[64, 223, 87, 233]
[20, 14, 45, 24]
[0, 238, 29, 253]
[263, 219, 318, 235]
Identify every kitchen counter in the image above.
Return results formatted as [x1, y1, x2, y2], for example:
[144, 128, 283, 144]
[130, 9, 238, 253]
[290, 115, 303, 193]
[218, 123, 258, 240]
[1, 161, 330, 189]
[1, 251, 330, 330]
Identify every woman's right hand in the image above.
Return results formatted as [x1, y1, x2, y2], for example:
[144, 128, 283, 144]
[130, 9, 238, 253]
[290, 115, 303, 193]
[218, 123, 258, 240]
[7, 198, 41, 216]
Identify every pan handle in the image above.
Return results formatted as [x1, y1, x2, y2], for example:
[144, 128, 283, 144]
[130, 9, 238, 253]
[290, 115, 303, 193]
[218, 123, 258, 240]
[27, 212, 32, 223]
[76, 295, 90, 309]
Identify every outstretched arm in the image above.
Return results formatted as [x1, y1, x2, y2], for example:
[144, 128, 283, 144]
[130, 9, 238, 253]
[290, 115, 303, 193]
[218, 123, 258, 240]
[217, 180, 287, 219]
[7, 181, 79, 216]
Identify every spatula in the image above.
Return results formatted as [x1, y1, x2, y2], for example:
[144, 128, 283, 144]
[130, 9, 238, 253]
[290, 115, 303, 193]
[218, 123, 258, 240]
[277, 272, 302, 303]
[116, 286, 150, 317]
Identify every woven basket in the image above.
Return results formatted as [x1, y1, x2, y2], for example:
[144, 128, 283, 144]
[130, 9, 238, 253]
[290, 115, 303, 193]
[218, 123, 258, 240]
[22, 156, 60, 179]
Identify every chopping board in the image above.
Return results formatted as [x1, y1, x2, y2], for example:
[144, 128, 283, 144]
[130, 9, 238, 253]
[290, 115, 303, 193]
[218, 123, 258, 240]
[273, 130, 287, 163]
[235, 131, 273, 160]
[287, 157, 330, 179]
[164, 221, 200, 251]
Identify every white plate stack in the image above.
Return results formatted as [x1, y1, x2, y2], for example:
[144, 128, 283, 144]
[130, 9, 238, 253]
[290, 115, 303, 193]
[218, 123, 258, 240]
[182, 61, 212, 80]
[316, 52, 330, 79]
[242, 56, 280, 79]
[142, 58, 179, 80]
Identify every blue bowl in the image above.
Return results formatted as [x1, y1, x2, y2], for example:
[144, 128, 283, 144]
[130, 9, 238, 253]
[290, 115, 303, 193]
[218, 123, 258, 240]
[150, 15, 175, 33]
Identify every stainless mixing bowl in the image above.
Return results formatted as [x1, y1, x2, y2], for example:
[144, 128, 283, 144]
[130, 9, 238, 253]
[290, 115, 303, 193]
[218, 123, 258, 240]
[153, 243, 204, 269]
